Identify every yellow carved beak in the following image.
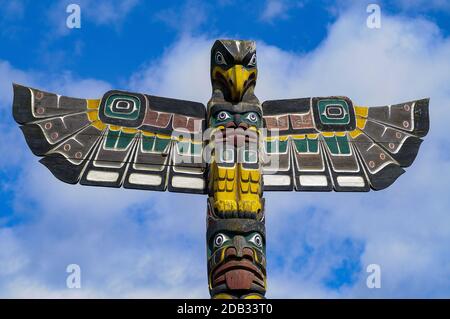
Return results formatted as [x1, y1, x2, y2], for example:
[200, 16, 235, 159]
[213, 65, 256, 102]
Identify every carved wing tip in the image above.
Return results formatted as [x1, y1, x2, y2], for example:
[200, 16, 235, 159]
[12, 83, 32, 125]
[370, 164, 406, 191]
[414, 98, 430, 138]
[39, 154, 81, 185]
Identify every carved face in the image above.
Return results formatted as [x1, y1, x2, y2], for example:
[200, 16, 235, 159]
[210, 108, 262, 129]
[209, 102, 262, 138]
[210, 40, 258, 103]
[207, 218, 266, 298]
[208, 102, 262, 151]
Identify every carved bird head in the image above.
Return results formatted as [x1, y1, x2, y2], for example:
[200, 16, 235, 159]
[210, 40, 258, 103]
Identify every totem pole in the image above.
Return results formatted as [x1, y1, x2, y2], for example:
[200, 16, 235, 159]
[12, 40, 429, 299]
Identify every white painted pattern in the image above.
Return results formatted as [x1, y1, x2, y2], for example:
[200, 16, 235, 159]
[129, 173, 162, 186]
[171, 176, 205, 189]
[299, 175, 328, 187]
[263, 175, 291, 186]
[86, 170, 119, 182]
[337, 176, 365, 187]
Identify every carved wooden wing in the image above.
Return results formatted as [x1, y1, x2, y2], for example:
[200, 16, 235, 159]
[261, 97, 429, 192]
[13, 84, 207, 194]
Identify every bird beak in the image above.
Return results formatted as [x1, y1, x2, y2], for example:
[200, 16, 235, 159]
[228, 65, 248, 102]
[213, 65, 255, 102]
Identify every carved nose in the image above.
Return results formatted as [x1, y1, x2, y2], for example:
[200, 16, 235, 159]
[238, 122, 249, 129]
[234, 236, 245, 257]
[225, 121, 237, 128]
[233, 115, 248, 130]
[225, 245, 254, 261]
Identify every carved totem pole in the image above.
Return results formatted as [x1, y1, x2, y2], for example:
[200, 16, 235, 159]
[12, 40, 429, 299]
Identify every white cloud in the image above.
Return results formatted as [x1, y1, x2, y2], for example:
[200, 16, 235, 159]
[85, 0, 140, 26]
[153, 0, 208, 35]
[129, 36, 212, 102]
[261, 0, 290, 22]
[260, 0, 305, 23]
[1, 7, 450, 298]
[0, 61, 35, 105]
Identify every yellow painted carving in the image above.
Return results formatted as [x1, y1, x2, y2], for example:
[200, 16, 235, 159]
[355, 105, 368, 130]
[237, 164, 262, 215]
[349, 129, 362, 139]
[291, 134, 306, 139]
[212, 293, 235, 299]
[210, 162, 262, 216]
[212, 164, 238, 213]
[156, 133, 171, 139]
[91, 120, 106, 131]
[322, 132, 335, 137]
[264, 135, 290, 142]
[356, 117, 367, 129]
[142, 131, 156, 137]
[242, 294, 265, 299]
[121, 127, 139, 134]
[354, 105, 369, 117]
[87, 110, 99, 122]
[87, 99, 100, 109]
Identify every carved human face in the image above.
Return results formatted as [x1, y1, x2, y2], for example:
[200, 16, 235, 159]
[208, 103, 262, 152]
[207, 219, 266, 298]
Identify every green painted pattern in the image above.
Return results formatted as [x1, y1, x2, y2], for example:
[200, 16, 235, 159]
[154, 137, 171, 152]
[324, 136, 339, 154]
[105, 130, 135, 149]
[104, 94, 141, 120]
[308, 138, 319, 153]
[323, 135, 351, 155]
[293, 137, 319, 153]
[266, 139, 288, 153]
[141, 135, 170, 152]
[116, 132, 135, 149]
[142, 135, 155, 152]
[105, 130, 120, 149]
[336, 135, 351, 154]
[318, 99, 350, 125]
[293, 139, 307, 153]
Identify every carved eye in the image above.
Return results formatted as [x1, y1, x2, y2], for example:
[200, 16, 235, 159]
[215, 51, 227, 65]
[245, 112, 259, 123]
[217, 111, 231, 122]
[214, 233, 229, 248]
[248, 53, 257, 67]
[249, 234, 263, 248]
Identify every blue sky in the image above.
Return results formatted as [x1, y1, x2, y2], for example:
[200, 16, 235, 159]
[1, 0, 450, 298]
